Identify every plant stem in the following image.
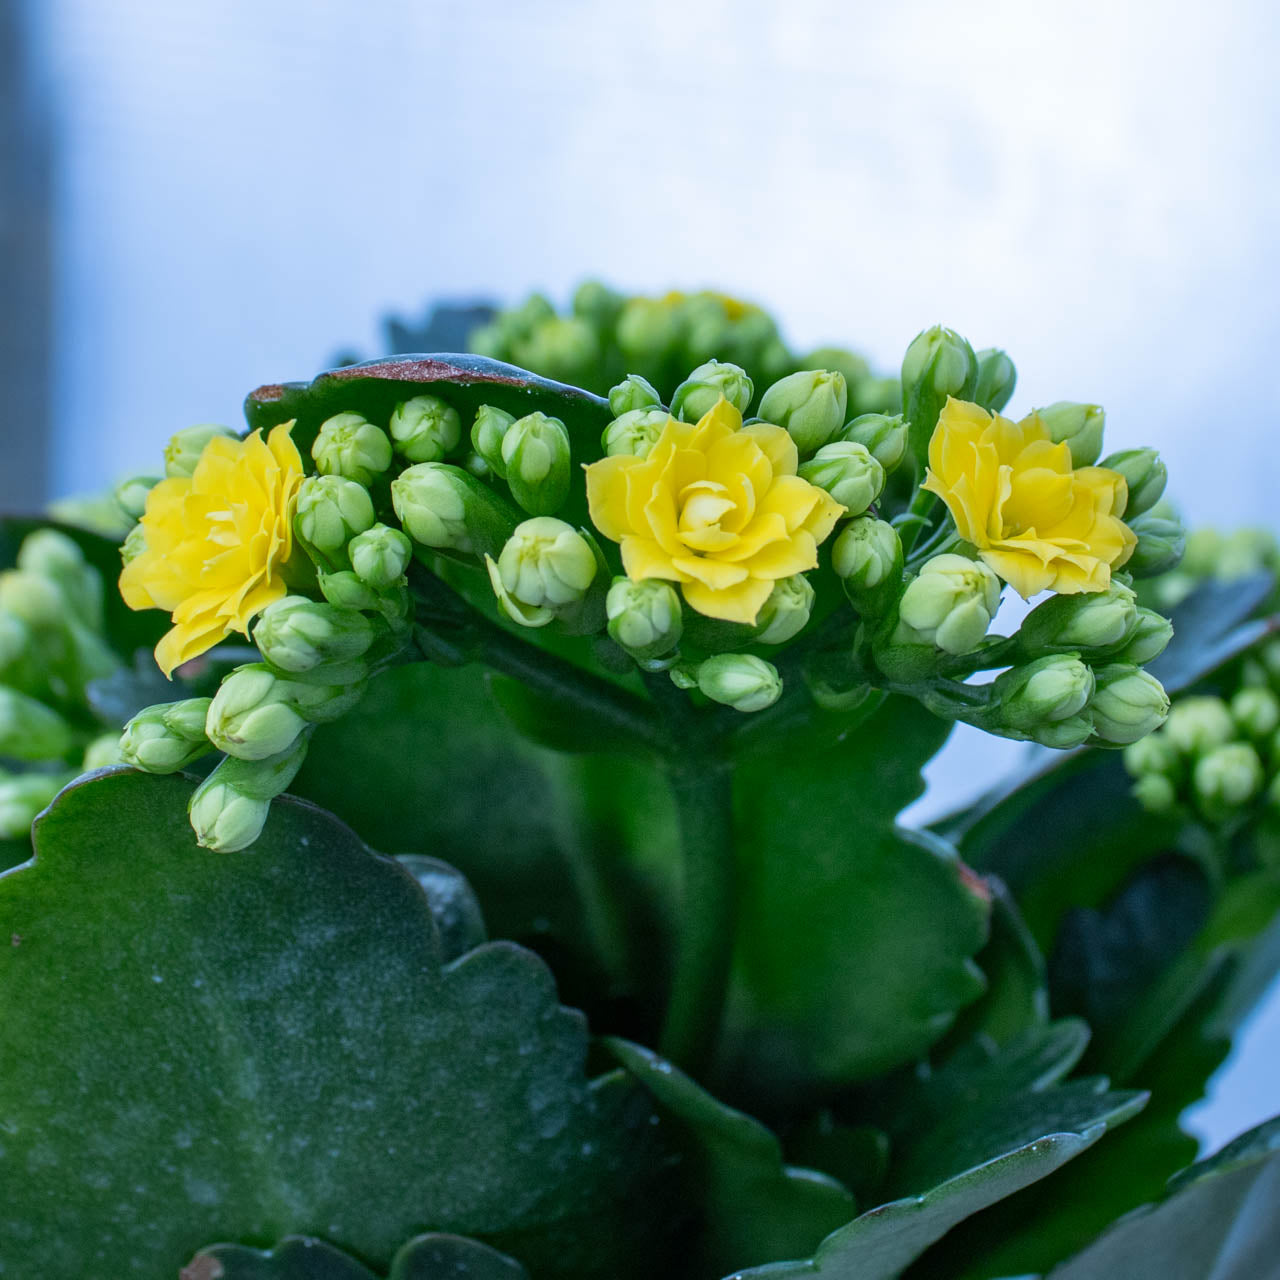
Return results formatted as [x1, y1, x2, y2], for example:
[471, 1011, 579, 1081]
[896, 488, 939, 559]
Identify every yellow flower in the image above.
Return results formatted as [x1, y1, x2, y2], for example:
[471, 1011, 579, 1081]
[120, 425, 304, 676]
[922, 398, 1136, 598]
[585, 399, 845, 624]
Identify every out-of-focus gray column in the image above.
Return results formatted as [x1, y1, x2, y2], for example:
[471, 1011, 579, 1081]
[0, 0, 50, 512]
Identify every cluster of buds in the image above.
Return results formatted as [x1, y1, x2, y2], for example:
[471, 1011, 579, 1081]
[1142, 523, 1280, 615]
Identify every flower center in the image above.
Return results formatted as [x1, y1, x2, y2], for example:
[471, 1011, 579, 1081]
[677, 480, 739, 553]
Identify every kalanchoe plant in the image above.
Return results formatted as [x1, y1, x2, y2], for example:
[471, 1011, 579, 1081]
[1, 293, 1278, 1280]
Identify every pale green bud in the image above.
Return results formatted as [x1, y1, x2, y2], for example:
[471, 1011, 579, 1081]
[0, 570, 65, 629]
[500, 292, 556, 341]
[798, 441, 885, 517]
[802, 346, 870, 387]
[468, 322, 505, 359]
[206, 667, 309, 760]
[617, 297, 680, 363]
[164, 424, 238, 478]
[1164, 696, 1236, 756]
[0, 688, 75, 760]
[1031, 712, 1096, 750]
[1219, 528, 1280, 580]
[832, 518, 901, 593]
[754, 575, 815, 645]
[1099, 447, 1167, 518]
[295, 475, 376, 555]
[501, 412, 572, 515]
[16, 529, 102, 627]
[1126, 510, 1186, 578]
[1194, 742, 1264, 816]
[389, 394, 462, 464]
[486, 518, 597, 628]
[606, 577, 683, 659]
[608, 374, 663, 417]
[1133, 772, 1178, 813]
[253, 596, 375, 673]
[851, 375, 902, 417]
[1232, 687, 1280, 739]
[114, 474, 160, 521]
[1124, 732, 1180, 779]
[513, 316, 600, 383]
[82, 733, 123, 772]
[1115, 608, 1174, 665]
[1035, 402, 1105, 468]
[897, 554, 1001, 655]
[120, 523, 147, 567]
[697, 653, 782, 713]
[470, 404, 516, 478]
[119, 698, 214, 773]
[1018, 583, 1139, 655]
[901, 326, 978, 466]
[993, 655, 1096, 731]
[973, 348, 1017, 413]
[312, 412, 393, 485]
[671, 361, 754, 422]
[318, 570, 380, 612]
[839, 413, 909, 473]
[349, 523, 412, 591]
[573, 279, 624, 330]
[1089, 664, 1171, 745]
[391, 463, 518, 558]
[188, 735, 309, 853]
[0, 613, 30, 671]
[0, 771, 66, 839]
[602, 408, 672, 459]
[759, 369, 848, 455]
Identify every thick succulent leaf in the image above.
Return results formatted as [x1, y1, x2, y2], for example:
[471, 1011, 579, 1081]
[397, 854, 489, 962]
[0, 770, 674, 1279]
[607, 1037, 855, 1276]
[724, 695, 989, 1097]
[1044, 1115, 1280, 1280]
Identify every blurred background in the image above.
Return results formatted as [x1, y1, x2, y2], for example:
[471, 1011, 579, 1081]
[2, 0, 1277, 1147]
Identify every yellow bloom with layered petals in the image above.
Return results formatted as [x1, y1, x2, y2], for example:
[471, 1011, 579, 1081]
[585, 399, 845, 624]
[120, 425, 304, 676]
[922, 398, 1136, 599]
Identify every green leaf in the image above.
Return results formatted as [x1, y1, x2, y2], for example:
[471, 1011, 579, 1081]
[724, 695, 990, 1096]
[606, 1037, 855, 1276]
[0, 770, 674, 1279]
[397, 854, 488, 962]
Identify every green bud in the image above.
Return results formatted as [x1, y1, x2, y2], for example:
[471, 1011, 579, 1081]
[391, 463, 518, 558]
[389, 394, 463, 464]
[1124, 732, 1180, 779]
[348, 523, 412, 591]
[573, 279, 624, 330]
[696, 653, 782, 713]
[119, 698, 214, 773]
[0, 569, 66, 630]
[295, 474, 376, 555]
[901, 326, 979, 467]
[839, 413, 909, 473]
[120, 523, 147, 568]
[82, 732, 123, 772]
[798, 441, 885, 517]
[114, 474, 160, 522]
[468, 322, 505, 359]
[188, 735, 309, 853]
[1018, 583, 1139, 655]
[164, 423, 238, 478]
[501, 412, 572, 515]
[1031, 712, 1096, 750]
[253, 596, 375, 673]
[1194, 742, 1264, 817]
[0, 771, 66, 839]
[1115, 608, 1174, 664]
[759, 369, 848, 455]
[318, 569, 380, 612]
[1035, 402, 1105, 468]
[850, 375, 902, 417]
[973, 348, 1017, 413]
[670, 361, 754, 422]
[513, 317, 600, 383]
[616, 297, 680, 363]
[993, 655, 1096, 731]
[0, 688, 75, 760]
[897, 554, 1001, 655]
[608, 374, 663, 417]
[755, 575, 815, 645]
[1219, 527, 1280, 580]
[471, 404, 516, 478]
[500, 292, 556, 342]
[1100, 448, 1167, 518]
[832, 518, 901, 593]
[1089, 664, 1170, 745]
[1133, 772, 1178, 813]
[1126, 510, 1186, 578]
[0, 612, 30, 672]
[16, 529, 102, 628]
[802, 347, 870, 387]
[312, 412, 393, 485]
[486, 518, 597, 628]
[1232, 687, 1280, 739]
[206, 666, 309, 760]
[606, 577, 683, 659]
[1164, 696, 1236, 756]
[602, 408, 672, 459]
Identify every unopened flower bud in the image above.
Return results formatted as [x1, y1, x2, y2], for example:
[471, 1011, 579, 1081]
[295, 475, 376, 555]
[16, 529, 102, 628]
[164, 424, 238, 478]
[1232, 687, 1280, 739]
[602, 408, 672, 459]
[696, 653, 782, 713]
[513, 317, 599, 383]
[1089, 664, 1170, 745]
[1194, 742, 1264, 817]
[389, 394, 462, 464]
[608, 374, 663, 417]
[1164, 696, 1235, 756]
[973, 348, 1017, 413]
[391, 463, 518, 558]
[1115, 608, 1174, 664]
[501, 412, 572, 515]
[120, 523, 147, 568]
[253, 596, 375, 673]
[0, 570, 65, 630]
[1019, 583, 1139, 655]
[1100, 448, 1167, 519]
[500, 292, 556, 341]
[1124, 731, 1181, 779]
[318, 570, 380, 612]
[486, 518, 597, 628]
[606, 577, 683, 659]
[671, 361, 754, 422]
[470, 404, 516, 478]
[839, 413, 909, 473]
[206, 666, 309, 760]
[1035, 402, 1106, 468]
[468, 322, 504, 359]
[0, 688, 75, 760]
[0, 613, 29, 671]
[348, 523, 412, 591]
[119, 698, 214, 773]
[1126, 510, 1186, 578]
[312, 412, 393, 485]
[798, 442, 885, 517]
[1031, 713, 1096, 750]
[0, 771, 66, 839]
[82, 733, 123, 771]
[754, 575, 815, 645]
[901, 326, 979, 465]
[617, 297, 680, 364]
[188, 735, 309, 853]
[832, 518, 901, 593]
[759, 370, 848, 455]
[851, 375, 902, 417]
[1133, 772, 1178, 813]
[114, 474, 160, 521]
[897, 554, 1001, 655]
[573, 279, 624, 330]
[994, 655, 1096, 732]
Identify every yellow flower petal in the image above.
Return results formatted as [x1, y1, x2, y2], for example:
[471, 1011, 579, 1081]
[681, 576, 775, 625]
